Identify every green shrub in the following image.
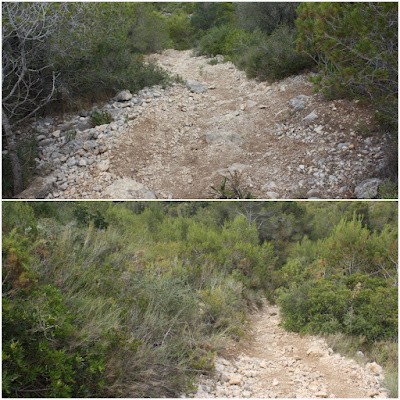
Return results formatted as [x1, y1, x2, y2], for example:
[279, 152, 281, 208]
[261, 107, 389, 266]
[277, 274, 398, 342]
[191, 3, 234, 33]
[91, 109, 113, 126]
[238, 26, 314, 81]
[168, 13, 194, 50]
[2, 284, 107, 397]
[236, 2, 300, 34]
[297, 2, 398, 135]
[197, 24, 233, 57]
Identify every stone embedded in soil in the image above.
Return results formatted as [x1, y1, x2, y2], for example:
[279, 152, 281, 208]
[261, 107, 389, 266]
[102, 178, 157, 199]
[354, 178, 383, 199]
[185, 80, 208, 94]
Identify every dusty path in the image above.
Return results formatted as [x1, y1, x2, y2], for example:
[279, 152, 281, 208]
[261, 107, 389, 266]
[108, 49, 385, 199]
[28, 49, 387, 199]
[185, 304, 389, 398]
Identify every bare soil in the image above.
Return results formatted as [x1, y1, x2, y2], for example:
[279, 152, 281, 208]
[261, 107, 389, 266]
[186, 304, 389, 398]
[108, 49, 385, 199]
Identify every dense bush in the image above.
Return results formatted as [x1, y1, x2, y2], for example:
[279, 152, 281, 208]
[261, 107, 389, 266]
[278, 274, 398, 342]
[277, 215, 398, 343]
[167, 13, 195, 50]
[191, 2, 234, 33]
[237, 26, 314, 81]
[296, 2, 398, 135]
[197, 24, 234, 57]
[236, 2, 300, 34]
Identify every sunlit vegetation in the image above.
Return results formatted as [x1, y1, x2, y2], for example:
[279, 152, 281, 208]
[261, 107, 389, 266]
[2, 201, 397, 397]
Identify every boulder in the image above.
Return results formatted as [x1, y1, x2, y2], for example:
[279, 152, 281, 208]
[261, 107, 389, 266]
[303, 111, 318, 124]
[354, 178, 383, 199]
[228, 375, 242, 386]
[102, 178, 157, 199]
[185, 80, 208, 94]
[60, 139, 82, 155]
[115, 90, 133, 102]
[97, 159, 110, 172]
[289, 95, 310, 112]
[366, 362, 383, 376]
[13, 176, 56, 199]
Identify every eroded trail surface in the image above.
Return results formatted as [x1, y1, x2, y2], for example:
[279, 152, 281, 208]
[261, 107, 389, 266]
[185, 305, 389, 399]
[28, 50, 387, 199]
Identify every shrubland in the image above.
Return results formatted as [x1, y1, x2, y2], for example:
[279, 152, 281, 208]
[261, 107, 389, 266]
[2, 201, 398, 397]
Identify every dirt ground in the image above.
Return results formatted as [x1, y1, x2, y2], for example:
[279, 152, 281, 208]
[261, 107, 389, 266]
[108, 49, 386, 199]
[185, 303, 389, 398]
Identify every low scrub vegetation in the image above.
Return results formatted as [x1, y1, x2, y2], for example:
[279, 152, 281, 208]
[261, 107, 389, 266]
[2, 201, 398, 397]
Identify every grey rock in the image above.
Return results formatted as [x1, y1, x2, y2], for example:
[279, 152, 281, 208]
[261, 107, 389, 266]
[266, 191, 280, 199]
[115, 90, 133, 102]
[39, 138, 56, 147]
[354, 178, 383, 199]
[303, 111, 318, 123]
[185, 80, 208, 94]
[76, 129, 95, 142]
[13, 176, 56, 199]
[102, 178, 157, 199]
[337, 142, 351, 150]
[67, 158, 78, 167]
[75, 119, 93, 132]
[60, 139, 82, 155]
[36, 135, 47, 142]
[78, 159, 87, 167]
[58, 121, 75, 132]
[205, 130, 245, 145]
[97, 159, 110, 172]
[83, 140, 98, 151]
[289, 95, 310, 112]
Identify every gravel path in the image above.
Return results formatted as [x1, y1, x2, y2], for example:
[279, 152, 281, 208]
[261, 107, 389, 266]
[184, 304, 389, 398]
[26, 49, 387, 199]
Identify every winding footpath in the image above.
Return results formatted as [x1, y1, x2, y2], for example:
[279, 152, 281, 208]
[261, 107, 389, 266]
[184, 305, 389, 398]
[23, 49, 387, 199]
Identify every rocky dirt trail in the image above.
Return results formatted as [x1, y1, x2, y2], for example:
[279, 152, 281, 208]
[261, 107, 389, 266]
[184, 304, 389, 399]
[20, 49, 387, 199]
